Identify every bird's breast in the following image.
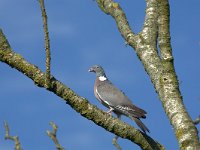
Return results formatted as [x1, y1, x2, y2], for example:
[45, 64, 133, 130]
[93, 79, 110, 108]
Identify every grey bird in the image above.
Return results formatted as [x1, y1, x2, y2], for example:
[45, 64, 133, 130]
[88, 65, 149, 133]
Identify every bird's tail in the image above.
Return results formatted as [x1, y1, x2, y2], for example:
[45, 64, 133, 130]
[131, 117, 150, 134]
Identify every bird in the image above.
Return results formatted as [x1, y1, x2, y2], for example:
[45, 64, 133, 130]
[88, 65, 149, 133]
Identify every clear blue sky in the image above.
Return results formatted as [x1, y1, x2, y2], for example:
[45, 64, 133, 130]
[0, 0, 199, 149]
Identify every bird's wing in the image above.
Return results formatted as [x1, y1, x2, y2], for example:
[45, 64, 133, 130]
[96, 80, 146, 118]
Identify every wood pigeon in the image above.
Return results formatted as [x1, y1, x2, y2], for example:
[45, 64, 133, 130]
[88, 65, 149, 133]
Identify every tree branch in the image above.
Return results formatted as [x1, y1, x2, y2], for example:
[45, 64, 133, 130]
[156, 0, 200, 149]
[96, 0, 136, 47]
[96, 0, 162, 85]
[4, 121, 22, 150]
[112, 136, 121, 150]
[141, 0, 159, 47]
[0, 29, 164, 150]
[157, 0, 172, 60]
[39, 0, 51, 88]
[95, 0, 200, 149]
[47, 122, 64, 150]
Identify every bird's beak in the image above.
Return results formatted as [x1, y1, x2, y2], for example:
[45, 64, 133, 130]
[88, 67, 94, 72]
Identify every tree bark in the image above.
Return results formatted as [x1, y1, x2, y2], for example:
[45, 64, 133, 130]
[1, 0, 199, 149]
[96, 0, 200, 149]
[0, 29, 164, 150]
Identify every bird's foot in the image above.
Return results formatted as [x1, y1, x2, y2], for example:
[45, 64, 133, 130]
[106, 108, 114, 115]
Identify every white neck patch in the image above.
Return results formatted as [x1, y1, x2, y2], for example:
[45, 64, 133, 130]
[99, 76, 107, 81]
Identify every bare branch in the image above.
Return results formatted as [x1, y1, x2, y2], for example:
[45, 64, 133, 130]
[39, 0, 51, 88]
[4, 121, 22, 150]
[47, 122, 64, 150]
[141, 0, 159, 46]
[96, 0, 162, 88]
[0, 29, 164, 150]
[96, 0, 136, 47]
[112, 136, 121, 150]
[157, 0, 173, 61]
[96, 0, 200, 149]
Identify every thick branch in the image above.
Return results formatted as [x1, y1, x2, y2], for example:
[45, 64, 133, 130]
[96, 0, 162, 88]
[0, 29, 164, 150]
[96, 0, 136, 47]
[157, 0, 172, 61]
[156, 0, 200, 149]
[39, 0, 51, 88]
[96, 0, 200, 149]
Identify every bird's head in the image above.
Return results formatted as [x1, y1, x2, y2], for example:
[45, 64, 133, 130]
[88, 65, 106, 77]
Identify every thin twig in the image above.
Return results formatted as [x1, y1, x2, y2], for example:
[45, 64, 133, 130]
[193, 116, 200, 125]
[4, 121, 22, 150]
[47, 121, 65, 150]
[39, 0, 51, 88]
[112, 135, 121, 150]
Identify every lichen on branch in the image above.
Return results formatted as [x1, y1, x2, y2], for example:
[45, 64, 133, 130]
[95, 0, 200, 149]
[0, 29, 164, 150]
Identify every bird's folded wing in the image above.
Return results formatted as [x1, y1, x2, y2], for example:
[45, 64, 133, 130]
[96, 81, 147, 118]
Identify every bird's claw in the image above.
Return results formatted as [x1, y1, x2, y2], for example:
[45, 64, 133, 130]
[106, 108, 114, 115]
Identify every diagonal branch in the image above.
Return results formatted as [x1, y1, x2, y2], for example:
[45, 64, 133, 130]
[0, 29, 164, 150]
[95, 0, 200, 149]
[96, 0, 136, 47]
[96, 0, 162, 89]
[156, 0, 200, 149]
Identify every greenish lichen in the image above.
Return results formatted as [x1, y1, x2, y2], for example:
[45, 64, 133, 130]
[96, 0, 109, 14]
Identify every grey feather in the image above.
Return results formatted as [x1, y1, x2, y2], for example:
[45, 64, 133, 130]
[131, 117, 150, 133]
[96, 80, 147, 118]
[89, 65, 149, 133]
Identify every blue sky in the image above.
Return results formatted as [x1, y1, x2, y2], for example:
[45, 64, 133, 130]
[0, 0, 200, 149]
